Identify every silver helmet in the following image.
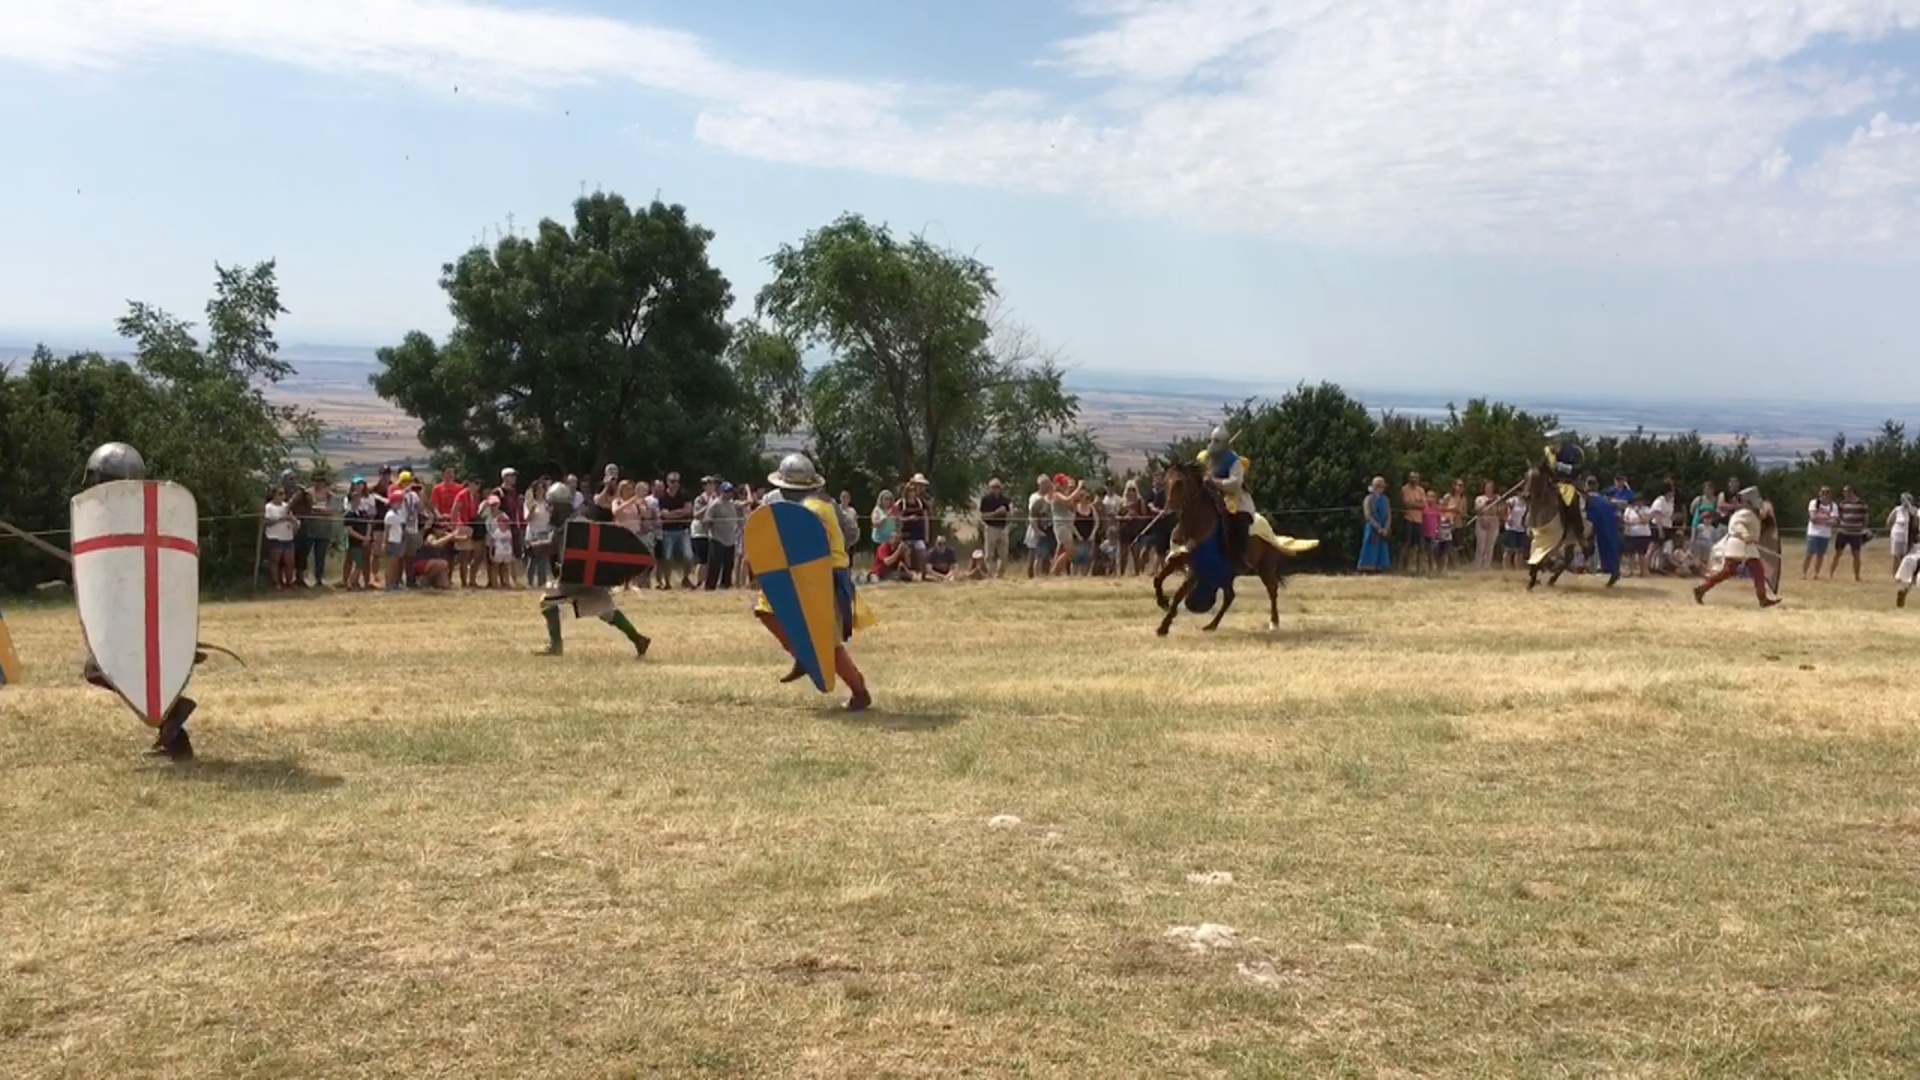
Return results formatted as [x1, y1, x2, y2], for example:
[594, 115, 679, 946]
[84, 442, 146, 485]
[545, 482, 574, 507]
[1208, 426, 1230, 452]
[767, 452, 824, 492]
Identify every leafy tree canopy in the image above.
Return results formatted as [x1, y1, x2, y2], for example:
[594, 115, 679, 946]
[0, 261, 316, 591]
[373, 193, 759, 484]
[755, 214, 1089, 508]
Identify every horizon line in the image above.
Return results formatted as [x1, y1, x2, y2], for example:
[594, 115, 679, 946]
[7, 337, 1920, 414]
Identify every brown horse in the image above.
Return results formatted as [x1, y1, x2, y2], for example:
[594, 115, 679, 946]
[1151, 460, 1299, 636]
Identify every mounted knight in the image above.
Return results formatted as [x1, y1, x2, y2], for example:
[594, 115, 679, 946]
[1523, 440, 1591, 590]
[1199, 426, 1255, 570]
[1153, 427, 1319, 635]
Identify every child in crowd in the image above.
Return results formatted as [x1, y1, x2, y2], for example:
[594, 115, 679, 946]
[487, 496, 515, 588]
[382, 496, 408, 591]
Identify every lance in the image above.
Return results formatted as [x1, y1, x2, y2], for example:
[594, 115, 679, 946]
[0, 516, 72, 564]
[0, 515, 247, 668]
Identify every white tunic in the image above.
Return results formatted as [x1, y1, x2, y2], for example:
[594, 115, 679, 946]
[1719, 507, 1762, 560]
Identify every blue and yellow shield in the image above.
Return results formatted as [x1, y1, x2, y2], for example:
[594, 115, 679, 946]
[0, 604, 21, 687]
[746, 502, 839, 693]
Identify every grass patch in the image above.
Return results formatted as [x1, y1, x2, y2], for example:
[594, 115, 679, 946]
[3, 569, 1920, 1075]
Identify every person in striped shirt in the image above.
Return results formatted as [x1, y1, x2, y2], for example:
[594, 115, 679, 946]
[1833, 486, 1871, 582]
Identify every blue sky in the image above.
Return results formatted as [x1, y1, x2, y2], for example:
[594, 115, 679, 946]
[5, 0, 1920, 402]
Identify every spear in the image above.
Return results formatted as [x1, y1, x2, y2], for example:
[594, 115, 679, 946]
[0, 516, 72, 563]
[0, 515, 247, 667]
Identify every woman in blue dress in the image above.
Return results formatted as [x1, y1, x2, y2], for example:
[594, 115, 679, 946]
[1359, 475, 1392, 573]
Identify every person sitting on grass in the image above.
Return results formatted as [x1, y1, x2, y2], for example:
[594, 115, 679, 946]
[412, 524, 459, 589]
[925, 536, 958, 581]
[964, 549, 991, 581]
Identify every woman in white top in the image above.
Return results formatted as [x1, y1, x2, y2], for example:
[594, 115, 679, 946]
[263, 489, 299, 590]
[524, 480, 555, 590]
[1805, 486, 1839, 579]
[1502, 493, 1529, 571]
[1649, 487, 1673, 536]
[1888, 493, 1916, 575]
[1622, 495, 1654, 578]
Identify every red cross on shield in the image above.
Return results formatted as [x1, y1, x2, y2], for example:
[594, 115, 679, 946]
[70, 481, 200, 726]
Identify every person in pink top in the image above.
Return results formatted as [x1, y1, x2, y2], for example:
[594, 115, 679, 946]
[1419, 489, 1441, 575]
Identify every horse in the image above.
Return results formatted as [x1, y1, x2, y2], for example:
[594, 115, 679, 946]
[1522, 464, 1590, 590]
[1151, 460, 1304, 636]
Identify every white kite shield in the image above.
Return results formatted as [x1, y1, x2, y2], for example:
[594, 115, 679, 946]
[71, 480, 200, 726]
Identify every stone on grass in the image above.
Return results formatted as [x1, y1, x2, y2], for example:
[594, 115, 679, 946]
[1164, 923, 1237, 953]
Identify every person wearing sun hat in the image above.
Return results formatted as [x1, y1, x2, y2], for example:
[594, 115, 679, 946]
[895, 472, 933, 578]
[753, 453, 874, 712]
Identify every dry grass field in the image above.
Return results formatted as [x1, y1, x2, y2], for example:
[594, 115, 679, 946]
[5, 564, 1920, 1077]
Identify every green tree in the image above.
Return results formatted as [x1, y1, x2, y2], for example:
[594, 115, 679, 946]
[0, 261, 317, 591]
[722, 319, 807, 457]
[372, 193, 758, 483]
[1169, 383, 1391, 563]
[756, 215, 1083, 505]
[1419, 400, 1559, 492]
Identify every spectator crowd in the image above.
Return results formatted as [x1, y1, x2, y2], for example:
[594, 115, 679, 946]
[259, 462, 1918, 594]
[259, 465, 1181, 594]
[1357, 472, 1913, 582]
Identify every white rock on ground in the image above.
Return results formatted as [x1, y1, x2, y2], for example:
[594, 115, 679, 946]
[1185, 871, 1234, 886]
[1235, 960, 1283, 985]
[987, 815, 1021, 829]
[1164, 923, 1238, 953]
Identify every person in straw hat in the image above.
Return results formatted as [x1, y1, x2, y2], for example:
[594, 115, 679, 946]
[754, 453, 874, 711]
[1693, 485, 1780, 608]
[895, 472, 933, 579]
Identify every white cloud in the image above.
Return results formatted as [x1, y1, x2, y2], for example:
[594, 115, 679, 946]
[0, 0, 884, 108]
[702, 0, 1920, 261]
[9, 0, 1920, 260]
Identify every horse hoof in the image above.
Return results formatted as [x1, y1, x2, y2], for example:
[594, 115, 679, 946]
[1155, 626, 1170, 638]
[1202, 624, 1217, 633]
[1267, 622, 1278, 632]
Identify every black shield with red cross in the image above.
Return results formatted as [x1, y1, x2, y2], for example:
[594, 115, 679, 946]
[558, 520, 654, 587]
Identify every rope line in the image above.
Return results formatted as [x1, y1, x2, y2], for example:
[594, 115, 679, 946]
[0, 503, 1859, 543]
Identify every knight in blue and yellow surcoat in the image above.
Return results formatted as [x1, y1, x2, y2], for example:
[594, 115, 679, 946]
[1194, 426, 1320, 570]
[1199, 426, 1255, 566]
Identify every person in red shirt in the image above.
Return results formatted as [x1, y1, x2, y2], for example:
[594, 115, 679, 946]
[431, 467, 464, 521]
[448, 477, 483, 587]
